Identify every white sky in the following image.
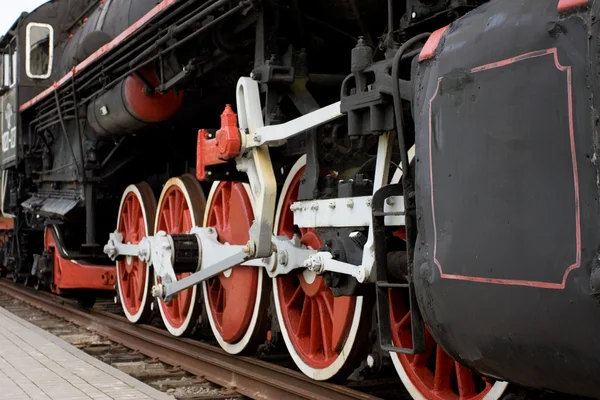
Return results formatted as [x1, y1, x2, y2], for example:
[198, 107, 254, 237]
[0, 0, 49, 35]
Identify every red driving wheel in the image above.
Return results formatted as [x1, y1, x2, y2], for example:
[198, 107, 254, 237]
[273, 156, 368, 380]
[154, 175, 205, 336]
[115, 182, 156, 323]
[202, 181, 269, 354]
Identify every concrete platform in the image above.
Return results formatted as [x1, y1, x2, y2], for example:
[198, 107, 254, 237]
[0, 306, 173, 400]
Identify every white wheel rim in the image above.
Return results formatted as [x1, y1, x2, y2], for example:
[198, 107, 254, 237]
[272, 155, 364, 380]
[201, 181, 266, 355]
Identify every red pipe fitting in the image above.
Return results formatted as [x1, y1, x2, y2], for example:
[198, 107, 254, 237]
[196, 105, 242, 181]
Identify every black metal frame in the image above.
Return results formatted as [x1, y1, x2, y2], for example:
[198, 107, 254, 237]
[372, 183, 425, 354]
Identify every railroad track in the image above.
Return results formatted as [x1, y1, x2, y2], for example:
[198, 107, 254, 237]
[0, 279, 384, 400]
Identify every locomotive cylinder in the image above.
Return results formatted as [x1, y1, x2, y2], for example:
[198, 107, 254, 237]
[87, 70, 183, 136]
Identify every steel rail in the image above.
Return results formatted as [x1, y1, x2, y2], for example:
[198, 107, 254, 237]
[0, 280, 382, 400]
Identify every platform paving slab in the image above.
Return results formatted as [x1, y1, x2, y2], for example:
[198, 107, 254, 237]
[0, 305, 174, 400]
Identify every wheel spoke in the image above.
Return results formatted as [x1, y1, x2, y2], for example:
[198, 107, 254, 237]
[135, 214, 144, 242]
[162, 204, 171, 233]
[456, 362, 476, 399]
[125, 275, 132, 298]
[128, 199, 135, 230]
[213, 202, 224, 232]
[130, 268, 138, 302]
[319, 291, 334, 322]
[411, 330, 434, 367]
[331, 296, 353, 352]
[216, 284, 224, 312]
[183, 209, 192, 232]
[123, 200, 130, 235]
[220, 183, 230, 215]
[168, 194, 177, 232]
[175, 191, 185, 231]
[317, 298, 333, 358]
[310, 299, 322, 355]
[131, 201, 140, 239]
[396, 311, 411, 330]
[433, 344, 454, 393]
[136, 266, 145, 302]
[287, 285, 305, 308]
[297, 296, 312, 336]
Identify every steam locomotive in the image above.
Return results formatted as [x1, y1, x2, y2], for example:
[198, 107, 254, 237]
[0, 0, 596, 398]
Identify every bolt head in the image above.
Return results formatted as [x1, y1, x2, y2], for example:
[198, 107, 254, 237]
[367, 355, 375, 368]
[278, 250, 288, 266]
[346, 199, 354, 208]
[151, 284, 164, 299]
[386, 197, 395, 206]
[329, 201, 336, 209]
[358, 268, 366, 282]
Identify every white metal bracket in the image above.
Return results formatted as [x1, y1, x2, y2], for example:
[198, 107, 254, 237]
[292, 195, 405, 228]
[235, 78, 276, 258]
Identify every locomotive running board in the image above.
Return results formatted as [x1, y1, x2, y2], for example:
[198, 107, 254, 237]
[372, 183, 425, 354]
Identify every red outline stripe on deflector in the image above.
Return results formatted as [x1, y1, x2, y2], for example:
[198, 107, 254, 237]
[20, 0, 178, 112]
[428, 48, 581, 289]
[557, 0, 589, 12]
[419, 26, 449, 62]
